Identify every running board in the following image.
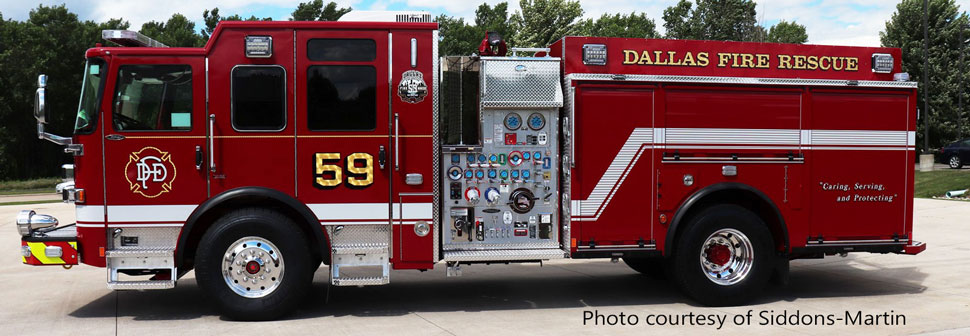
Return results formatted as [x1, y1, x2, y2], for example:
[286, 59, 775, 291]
[443, 249, 567, 262]
[108, 280, 175, 290]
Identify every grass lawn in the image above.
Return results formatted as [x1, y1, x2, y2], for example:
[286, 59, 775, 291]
[915, 170, 970, 198]
[0, 177, 60, 196]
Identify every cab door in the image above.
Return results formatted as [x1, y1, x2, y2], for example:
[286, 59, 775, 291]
[295, 30, 391, 234]
[102, 56, 208, 226]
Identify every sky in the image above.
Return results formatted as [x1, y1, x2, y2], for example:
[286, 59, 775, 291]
[2, 0, 970, 47]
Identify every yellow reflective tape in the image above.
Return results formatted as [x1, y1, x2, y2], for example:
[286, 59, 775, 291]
[69, 242, 77, 250]
[27, 242, 65, 265]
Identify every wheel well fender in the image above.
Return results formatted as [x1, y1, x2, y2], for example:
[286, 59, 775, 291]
[176, 187, 329, 270]
[664, 182, 789, 257]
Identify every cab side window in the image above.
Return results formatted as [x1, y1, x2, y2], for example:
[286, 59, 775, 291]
[232, 66, 286, 131]
[306, 39, 377, 131]
[112, 65, 192, 131]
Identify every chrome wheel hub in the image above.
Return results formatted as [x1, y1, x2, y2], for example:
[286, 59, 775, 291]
[951, 156, 960, 168]
[222, 236, 284, 298]
[699, 228, 754, 286]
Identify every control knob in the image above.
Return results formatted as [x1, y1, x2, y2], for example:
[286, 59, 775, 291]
[464, 187, 481, 204]
[485, 187, 501, 203]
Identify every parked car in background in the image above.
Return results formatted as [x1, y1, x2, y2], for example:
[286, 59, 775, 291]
[940, 138, 970, 169]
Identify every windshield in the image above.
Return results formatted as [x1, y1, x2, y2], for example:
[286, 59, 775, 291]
[74, 58, 105, 134]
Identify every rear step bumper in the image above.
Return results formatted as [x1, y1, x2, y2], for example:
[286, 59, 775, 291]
[903, 241, 927, 255]
[21, 224, 79, 266]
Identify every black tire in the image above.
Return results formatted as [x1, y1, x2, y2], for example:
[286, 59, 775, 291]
[622, 257, 667, 279]
[949, 155, 963, 169]
[195, 208, 313, 320]
[670, 204, 773, 306]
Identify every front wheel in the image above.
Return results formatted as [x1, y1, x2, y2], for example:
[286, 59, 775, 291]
[949, 155, 963, 169]
[195, 208, 313, 320]
[670, 205, 774, 306]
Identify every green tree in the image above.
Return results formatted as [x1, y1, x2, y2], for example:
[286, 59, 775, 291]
[662, 0, 759, 41]
[437, 3, 514, 56]
[291, 0, 352, 21]
[0, 5, 127, 179]
[509, 0, 585, 47]
[580, 12, 659, 39]
[140, 13, 204, 47]
[881, 0, 969, 149]
[766, 20, 808, 44]
[201, 8, 271, 40]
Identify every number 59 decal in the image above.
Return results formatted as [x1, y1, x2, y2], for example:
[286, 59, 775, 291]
[313, 152, 374, 189]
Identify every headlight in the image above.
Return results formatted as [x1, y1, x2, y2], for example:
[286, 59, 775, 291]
[16, 210, 58, 236]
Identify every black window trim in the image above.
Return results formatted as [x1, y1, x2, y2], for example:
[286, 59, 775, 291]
[230, 64, 288, 132]
[306, 38, 378, 62]
[305, 64, 379, 132]
[111, 63, 195, 133]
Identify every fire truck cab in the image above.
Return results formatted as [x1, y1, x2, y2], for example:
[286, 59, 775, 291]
[18, 12, 925, 320]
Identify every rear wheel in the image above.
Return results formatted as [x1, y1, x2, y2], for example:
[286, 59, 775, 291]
[195, 208, 313, 320]
[949, 155, 963, 169]
[670, 204, 773, 306]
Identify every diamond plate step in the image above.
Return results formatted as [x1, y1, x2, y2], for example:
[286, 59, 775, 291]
[332, 276, 390, 286]
[105, 249, 173, 258]
[443, 249, 567, 262]
[107, 280, 175, 290]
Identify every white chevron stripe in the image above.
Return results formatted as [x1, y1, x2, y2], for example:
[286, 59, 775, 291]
[572, 128, 914, 222]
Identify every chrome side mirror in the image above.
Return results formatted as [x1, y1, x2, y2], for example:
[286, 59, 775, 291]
[34, 74, 48, 124]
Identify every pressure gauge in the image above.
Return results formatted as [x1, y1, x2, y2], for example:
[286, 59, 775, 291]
[523, 151, 531, 160]
[499, 170, 509, 179]
[533, 151, 542, 160]
[466, 154, 476, 163]
[475, 169, 485, 179]
[489, 154, 498, 164]
[487, 169, 497, 179]
[528, 113, 546, 130]
[478, 154, 487, 163]
[448, 166, 463, 181]
[510, 170, 520, 179]
[504, 112, 522, 130]
[464, 170, 474, 179]
[522, 170, 531, 179]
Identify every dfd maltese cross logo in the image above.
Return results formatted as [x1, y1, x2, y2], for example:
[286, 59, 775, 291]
[125, 147, 177, 198]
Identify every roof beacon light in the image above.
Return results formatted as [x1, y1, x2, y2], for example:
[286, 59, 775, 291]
[893, 73, 911, 82]
[872, 53, 894, 73]
[102, 30, 168, 48]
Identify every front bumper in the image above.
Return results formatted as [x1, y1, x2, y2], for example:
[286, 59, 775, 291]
[18, 210, 78, 266]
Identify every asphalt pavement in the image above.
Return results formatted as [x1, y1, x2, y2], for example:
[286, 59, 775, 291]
[1, 199, 968, 335]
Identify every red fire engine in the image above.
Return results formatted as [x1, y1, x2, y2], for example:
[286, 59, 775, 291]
[17, 11, 926, 320]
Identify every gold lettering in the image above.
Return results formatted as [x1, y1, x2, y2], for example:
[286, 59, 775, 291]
[639, 51, 653, 65]
[739, 54, 755, 68]
[718, 53, 731, 67]
[846, 57, 859, 71]
[623, 50, 639, 65]
[697, 52, 710, 67]
[778, 55, 792, 69]
[667, 51, 682, 65]
[819, 56, 831, 70]
[682, 52, 696, 66]
[832, 57, 845, 71]
[654, 50, 668, 65]
[807, 56, 819, 70]
[756, 54, 770, 68]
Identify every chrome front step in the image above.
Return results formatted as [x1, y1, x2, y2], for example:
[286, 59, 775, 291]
[106, 248, 176, 290]
[330, 246, 390, 286]
[442, 248, 568, 262]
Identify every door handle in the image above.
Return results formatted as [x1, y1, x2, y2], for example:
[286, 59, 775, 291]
[195, 145, 203, 170]
[208, 114, 216, 172]
[394, 113, 400, 171]
[379, 145, 386, 169]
